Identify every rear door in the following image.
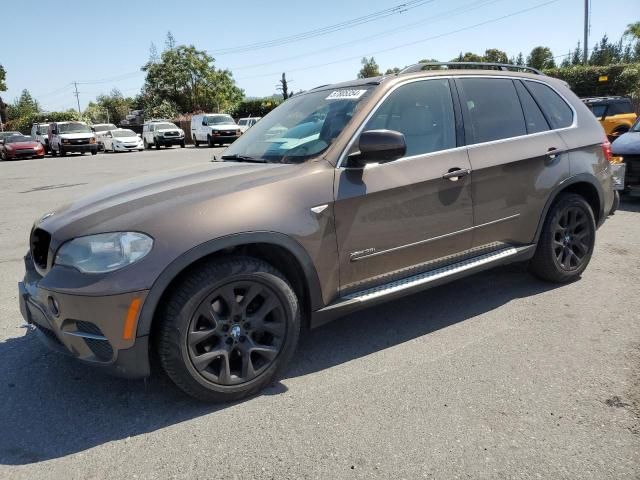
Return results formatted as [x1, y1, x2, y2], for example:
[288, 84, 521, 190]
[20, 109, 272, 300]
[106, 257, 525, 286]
[333, 78, 474, 295]
[456, 76, 570, 248]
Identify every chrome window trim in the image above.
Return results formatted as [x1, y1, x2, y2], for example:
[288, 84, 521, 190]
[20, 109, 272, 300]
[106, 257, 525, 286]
[336, 74, 577, 169]
[351, 213, 520, 262]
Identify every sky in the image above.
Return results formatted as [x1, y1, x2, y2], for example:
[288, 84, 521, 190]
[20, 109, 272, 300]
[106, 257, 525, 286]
[0, 0, 635, 112]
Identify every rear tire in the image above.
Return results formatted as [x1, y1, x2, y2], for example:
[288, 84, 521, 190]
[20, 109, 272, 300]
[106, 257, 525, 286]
[194, 136, 199, 148]
[143, 139, 149, 150]
[156, 256, 301, 402]
[207, 135, 214, 148]
[529, 193, 596, 283]
[180, 140, 186, 148]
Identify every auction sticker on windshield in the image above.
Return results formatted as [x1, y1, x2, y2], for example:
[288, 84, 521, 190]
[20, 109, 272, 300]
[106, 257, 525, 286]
[326, 89, 367, 100]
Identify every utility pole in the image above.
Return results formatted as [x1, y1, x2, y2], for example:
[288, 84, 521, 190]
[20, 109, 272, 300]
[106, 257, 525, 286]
[583, 0, 589, 64]
[73, 81, 82, 117]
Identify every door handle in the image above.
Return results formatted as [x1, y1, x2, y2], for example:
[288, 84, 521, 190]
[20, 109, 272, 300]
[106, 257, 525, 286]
[442, 168, 471, 181]
[546, 147, 565, 159]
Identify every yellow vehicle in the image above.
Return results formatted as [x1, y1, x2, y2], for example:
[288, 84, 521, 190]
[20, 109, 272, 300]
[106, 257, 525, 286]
[582, 96, 637, 141]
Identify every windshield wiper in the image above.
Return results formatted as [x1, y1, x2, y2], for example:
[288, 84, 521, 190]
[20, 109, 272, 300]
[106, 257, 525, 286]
[220, 154, 267, 163]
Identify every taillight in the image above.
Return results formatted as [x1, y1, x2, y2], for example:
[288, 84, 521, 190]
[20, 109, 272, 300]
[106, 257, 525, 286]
[602, 140, 612, 162]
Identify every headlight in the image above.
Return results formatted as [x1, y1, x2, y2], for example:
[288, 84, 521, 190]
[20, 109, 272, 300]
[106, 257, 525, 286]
[55, 232, 153, 273]
[62, 138, 70, 144]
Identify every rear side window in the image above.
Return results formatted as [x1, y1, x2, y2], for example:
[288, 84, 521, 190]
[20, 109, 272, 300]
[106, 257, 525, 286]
[458, 78, 526, 144]
[524, 81, 573, 129]
[514, 80, 549, 134]
[609, 101, 633, 115]
[364, 78, 456, 157]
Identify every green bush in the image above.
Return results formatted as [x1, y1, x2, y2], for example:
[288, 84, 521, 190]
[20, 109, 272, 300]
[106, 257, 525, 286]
[229, 99, 280, 119]
[543, 63, 640, 99]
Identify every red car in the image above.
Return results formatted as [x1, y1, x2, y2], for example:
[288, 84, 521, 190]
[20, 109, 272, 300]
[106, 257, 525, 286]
[0, 134, 45, 160]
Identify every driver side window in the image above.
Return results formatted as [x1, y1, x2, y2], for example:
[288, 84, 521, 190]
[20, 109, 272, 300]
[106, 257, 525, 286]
[364, 79, 456, 157]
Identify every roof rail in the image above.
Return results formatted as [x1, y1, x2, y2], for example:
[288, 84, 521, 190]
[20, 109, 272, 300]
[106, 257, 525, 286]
[399, 62, 545, 76]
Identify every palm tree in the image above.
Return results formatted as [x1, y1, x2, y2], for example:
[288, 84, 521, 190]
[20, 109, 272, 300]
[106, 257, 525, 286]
[624, 22, 640, 40]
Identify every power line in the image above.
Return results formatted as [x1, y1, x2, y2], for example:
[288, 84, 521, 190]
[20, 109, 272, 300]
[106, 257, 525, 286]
[209, 0, 434, 55]
[228, 0, 504, 71]
[76, 70, 144, 85]
[236, 0, 563, 81]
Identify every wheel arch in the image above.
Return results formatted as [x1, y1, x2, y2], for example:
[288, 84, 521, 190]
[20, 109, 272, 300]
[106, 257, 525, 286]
[534, 174, 604, 244]
[136, 232, 323, 338]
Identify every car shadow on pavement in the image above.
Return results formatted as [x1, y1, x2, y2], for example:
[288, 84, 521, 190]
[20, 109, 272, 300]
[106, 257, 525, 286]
[0, 263, 558, 465]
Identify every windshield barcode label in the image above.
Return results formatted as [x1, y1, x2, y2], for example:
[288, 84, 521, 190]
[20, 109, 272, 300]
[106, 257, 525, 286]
[326, 89, 367, 100]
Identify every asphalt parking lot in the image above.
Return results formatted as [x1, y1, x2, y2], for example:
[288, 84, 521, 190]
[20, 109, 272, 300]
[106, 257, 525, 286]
[0, 148, 639, 479]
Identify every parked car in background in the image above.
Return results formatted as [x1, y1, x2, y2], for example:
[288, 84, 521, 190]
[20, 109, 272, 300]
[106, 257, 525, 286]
[611, 117, 640, 196]
[123, 110, 144, 126]
[91, 123, 118, 151]
[48, 121, 98, 156]
[30, 123, 50, 153]
[18, 64, 616, 402]
[0, 134, 45, 160]
[0, 131, 21, 143]
[191, 114, 241, 147]
[142, 120, 185, 149]
[103, 128, 144, 152]
[237, 117, 261, 133]
[582, 96, 637, 141]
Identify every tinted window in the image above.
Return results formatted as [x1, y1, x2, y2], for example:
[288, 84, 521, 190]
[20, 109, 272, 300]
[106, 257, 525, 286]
[514, 80, 549, 134]
[589, 105, 607, 117]
[364, 79, 456, 156]
[524, 81, 573, 129]
[458, 78, 526, 144]
[608, 101, 633, 115]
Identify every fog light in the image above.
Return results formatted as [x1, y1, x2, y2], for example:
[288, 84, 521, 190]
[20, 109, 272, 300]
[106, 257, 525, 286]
[48, 296, 60, 316]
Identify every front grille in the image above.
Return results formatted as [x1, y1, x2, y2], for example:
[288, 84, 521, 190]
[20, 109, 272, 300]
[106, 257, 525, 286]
[84, 338, 114, 361]
[35, 323, 63, 346]
[219, 130, 236, 135]
[30, 228, 51, 271]
[16, 149, 36, 156]
[69, 138, 90, 145]
[163, 131, 179, 137]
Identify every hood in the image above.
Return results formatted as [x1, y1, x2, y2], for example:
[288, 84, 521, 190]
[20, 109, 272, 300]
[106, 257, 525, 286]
[611, 131, 640, 155]
[37, 161, 296, 243]
[113, 136, 141, 143]
[57, 132, 95, 139]
[210, 124, 238, 131]
[156, 128, 182, 133]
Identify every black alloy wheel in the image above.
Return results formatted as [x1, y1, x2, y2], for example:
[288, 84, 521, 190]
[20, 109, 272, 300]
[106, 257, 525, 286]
[187, 280, 286, 385]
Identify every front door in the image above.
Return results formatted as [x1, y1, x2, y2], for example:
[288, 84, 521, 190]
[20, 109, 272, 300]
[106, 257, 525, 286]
[333, 78, 474, 295]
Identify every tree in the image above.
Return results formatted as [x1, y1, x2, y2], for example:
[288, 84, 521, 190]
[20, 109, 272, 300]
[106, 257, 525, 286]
[589, 34, 623, 66]
[141, 42, 244, 114]
[483, 48, 509, 64]
[358, 57, 380, 78]
[515, 52, 525, 66]
[7, 89, 39, 121]
[0, 64, 6, 92]
[84, 88, 133, 124]
[453, 52, 483, 62]
[165, 31, 176, 51]
[277, 73, 291, 99]
[624, 21, 640, 40]
[527, 46, 556, 69]
[385, 67, 401, 75]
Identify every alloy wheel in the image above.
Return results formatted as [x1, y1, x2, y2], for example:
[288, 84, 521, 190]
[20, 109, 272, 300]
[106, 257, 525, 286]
[553, 206, 592, 271]
[187, 280, 286, 386]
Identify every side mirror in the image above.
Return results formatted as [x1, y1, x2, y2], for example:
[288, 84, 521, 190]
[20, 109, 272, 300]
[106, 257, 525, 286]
[202, 120, 207, 126]
[349, 129, 406, 167]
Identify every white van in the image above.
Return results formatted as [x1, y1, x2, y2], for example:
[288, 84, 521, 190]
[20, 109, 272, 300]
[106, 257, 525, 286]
[48, 121, 98, 156]
[237, 117, 261, 133]
[191, 114, 240, 147]
[30, 123, 50, 152]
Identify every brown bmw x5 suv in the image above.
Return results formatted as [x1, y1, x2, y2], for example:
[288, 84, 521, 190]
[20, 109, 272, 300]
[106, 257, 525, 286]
[19, 63, 616, 402]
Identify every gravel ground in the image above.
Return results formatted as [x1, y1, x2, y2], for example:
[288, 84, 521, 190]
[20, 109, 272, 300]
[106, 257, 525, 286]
[0, 148, 638, 479]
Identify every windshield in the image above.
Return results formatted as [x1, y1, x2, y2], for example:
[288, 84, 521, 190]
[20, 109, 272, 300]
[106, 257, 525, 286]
[154, 123, 178, 130]
[58, 123, 92, 134]
[632, 118, 640, 132]
[112, 129, 136, 138]
[238, 119, 248, 126]
[589, 105, 607, 117]
[206, 115, 235, 125]
[93, 124, 117, 132]
[223, 87, 373, 163]
[7, 135, 33, 143]
[37, 125, 49, 134]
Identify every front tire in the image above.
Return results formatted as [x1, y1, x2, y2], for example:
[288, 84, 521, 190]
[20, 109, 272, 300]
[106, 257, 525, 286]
[529, 193, 596, 283]
[156, 256, 301, 402]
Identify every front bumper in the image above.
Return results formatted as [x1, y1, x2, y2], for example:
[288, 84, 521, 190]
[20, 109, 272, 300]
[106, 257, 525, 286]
[18, 256, 150, 378]
[61, 144, 97, 153]
[211, 134, 240, 143]
[113, 143, 144, 151]
[157, 136, 184, 146]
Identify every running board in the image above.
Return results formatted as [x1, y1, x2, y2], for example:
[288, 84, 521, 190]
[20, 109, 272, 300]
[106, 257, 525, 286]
[312, 245, 535, 328]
